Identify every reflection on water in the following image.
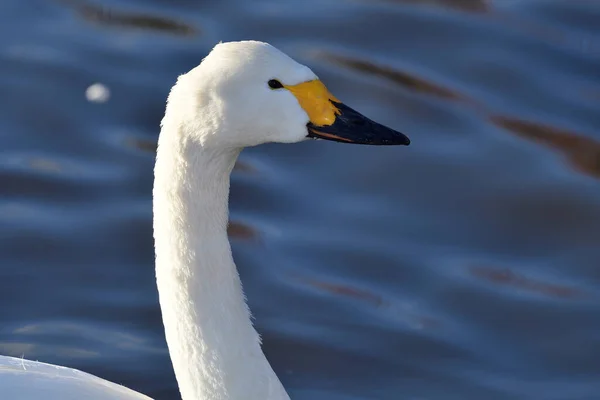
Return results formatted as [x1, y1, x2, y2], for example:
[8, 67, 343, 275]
[316, 51, 466, 102]
[368, 0, 489, 14]
[59, 0, 197, 36]
[293, 274, 386, 307]
[228, 220, 258, 241]
[1, 322, 164, 360]
[1, 0, 600, 399]
[491, 115, 600, 178]
[469, 265, 585, 300]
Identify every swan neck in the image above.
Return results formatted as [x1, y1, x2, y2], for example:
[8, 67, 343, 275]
[153, 135, 289, 400]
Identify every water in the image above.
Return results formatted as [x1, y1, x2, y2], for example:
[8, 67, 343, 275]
[1, 0, 599, 399]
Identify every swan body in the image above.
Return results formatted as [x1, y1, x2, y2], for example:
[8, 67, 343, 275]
[0, 355, 151, 400]
[1, 40, 409, 399]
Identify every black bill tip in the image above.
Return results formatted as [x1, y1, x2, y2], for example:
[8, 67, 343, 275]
[306, 101, 410, 146]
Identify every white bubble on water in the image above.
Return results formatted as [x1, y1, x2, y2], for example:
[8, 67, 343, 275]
[85, 83, 110, 103]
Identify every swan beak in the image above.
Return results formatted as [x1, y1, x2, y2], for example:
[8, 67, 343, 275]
[306, 101, 410, 146]
[286, 79, 410, 146]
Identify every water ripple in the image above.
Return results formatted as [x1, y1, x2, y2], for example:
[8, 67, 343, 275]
[315, 50, 471, 103]
[58, 0, 198, 36]
[491, 115, 600, 178]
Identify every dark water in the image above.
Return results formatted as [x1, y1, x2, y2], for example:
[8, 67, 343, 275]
[1, 0, 600, 399]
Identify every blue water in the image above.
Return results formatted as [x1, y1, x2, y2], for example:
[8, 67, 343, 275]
[1, 0, 600, 399]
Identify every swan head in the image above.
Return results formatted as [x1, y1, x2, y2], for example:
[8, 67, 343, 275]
[163, 40, 410, 148]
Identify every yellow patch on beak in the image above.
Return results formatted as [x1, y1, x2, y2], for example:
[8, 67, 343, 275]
[285, 80, 341, 127]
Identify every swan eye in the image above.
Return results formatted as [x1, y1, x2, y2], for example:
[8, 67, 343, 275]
[268, 79, 284, 89]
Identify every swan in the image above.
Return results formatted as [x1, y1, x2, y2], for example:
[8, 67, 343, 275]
[0, 40, 410, 400]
